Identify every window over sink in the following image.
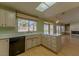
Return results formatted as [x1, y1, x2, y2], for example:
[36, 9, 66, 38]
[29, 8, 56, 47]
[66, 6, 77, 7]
[29, 20, 37, 32]
[18, 18, 37, 32]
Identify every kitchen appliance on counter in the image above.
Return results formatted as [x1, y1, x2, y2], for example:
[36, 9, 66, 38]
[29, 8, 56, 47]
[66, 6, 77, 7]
[9, 36, 25, 56]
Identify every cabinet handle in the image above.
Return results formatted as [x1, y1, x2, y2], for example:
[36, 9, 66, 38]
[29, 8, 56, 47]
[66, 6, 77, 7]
[2, 24, 3, 26]
[6, 40, 9, 42]
[2, 24, 5, 27]
[2, 24, 4, 27]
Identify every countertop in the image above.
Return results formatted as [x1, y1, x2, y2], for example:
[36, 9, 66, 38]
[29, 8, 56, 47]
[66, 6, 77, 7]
[0, 32, 41, 39]
[0, 32, 61, 39]
[42, 33, 61, 36]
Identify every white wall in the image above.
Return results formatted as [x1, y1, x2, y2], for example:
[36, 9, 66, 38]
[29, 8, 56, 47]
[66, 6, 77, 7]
[56, 7, 79, 24]
[70, 23, 79, 31]
[70, 23, 79, 39]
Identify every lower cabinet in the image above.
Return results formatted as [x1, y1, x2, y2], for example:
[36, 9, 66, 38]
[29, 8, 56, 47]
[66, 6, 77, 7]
[36, 37, 41, 45]
[25, 34, 62, 53]
[25, 35, 41, 50]
[41, 35, 62, 53]
[0, 34, 62, 56]
[32, 38, 40, 47]
[42, 35, 48, 46]
[32, 38, 37, 47]
[25, 39, 32, 50]
[0, 39, 9, 56]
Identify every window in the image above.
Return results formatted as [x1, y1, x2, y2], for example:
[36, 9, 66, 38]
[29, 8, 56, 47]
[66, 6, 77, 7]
[50, 24, 54, 35]
[44, 22, 54, 35]
[29, 20, 37, 32]
[18, 18, 37, 32]
[61, 26, 65, 32]
[56, 25, 61, 34]
[44, 23, 49, 35]
[18, 18, 28, 32]
[33, 21, 37, 31]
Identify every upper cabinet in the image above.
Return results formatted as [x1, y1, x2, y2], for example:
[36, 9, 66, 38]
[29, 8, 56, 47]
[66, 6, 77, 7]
[5, 10, 16, 27]
[0, 8, 16, 27]
[0, 8, 5, 27]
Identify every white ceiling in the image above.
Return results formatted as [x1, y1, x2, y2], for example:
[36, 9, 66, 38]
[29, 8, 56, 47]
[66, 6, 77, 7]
[0, 2, 79, 24]
[56, 7, 79, 24]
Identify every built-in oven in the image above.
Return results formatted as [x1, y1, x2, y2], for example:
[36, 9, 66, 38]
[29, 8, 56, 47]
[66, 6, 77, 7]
[71, 31, 79, 34]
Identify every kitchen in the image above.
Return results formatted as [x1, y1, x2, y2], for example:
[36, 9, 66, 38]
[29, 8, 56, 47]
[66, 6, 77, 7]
[0, 2, 79, 56]
[0, 2, 64, 56]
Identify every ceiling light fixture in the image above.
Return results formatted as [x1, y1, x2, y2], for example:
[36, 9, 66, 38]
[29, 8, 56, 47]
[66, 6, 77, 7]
[56, 20, 59, 23]
[36, 2, 56, 12]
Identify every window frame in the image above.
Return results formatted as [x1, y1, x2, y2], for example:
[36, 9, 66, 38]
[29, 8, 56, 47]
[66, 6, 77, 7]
[28, 19, 37, 32]
[17, 17, 37, 32]
[44, 23, 50, 35]
[50, 24, 54, 35]
[44, 22, 54, 35]
[17, 18, 29, 32]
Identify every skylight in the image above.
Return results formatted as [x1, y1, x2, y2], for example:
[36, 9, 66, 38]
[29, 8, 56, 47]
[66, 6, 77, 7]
[36, 2, 56, 12]
[36, 3, 49, 12]
[44, 2, 56, 7]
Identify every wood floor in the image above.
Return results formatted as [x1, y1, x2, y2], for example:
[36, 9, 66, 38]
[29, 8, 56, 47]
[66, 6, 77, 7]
[18, 46, 56, 56]
[18, 35, 79, 56]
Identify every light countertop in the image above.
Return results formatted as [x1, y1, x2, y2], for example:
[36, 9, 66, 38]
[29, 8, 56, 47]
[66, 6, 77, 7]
[0, 32, 41, 39]
[0, 32, 61, 39]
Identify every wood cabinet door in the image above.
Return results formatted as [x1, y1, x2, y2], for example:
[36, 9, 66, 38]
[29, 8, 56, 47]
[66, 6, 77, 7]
[0, 9, 6, 27]
[25, 39, 32, 50]
[0, 39, 9, 56]
[5, 10, 16, 27]
[41, 36, 47, 46]
[36, 37, 41, 45]
[32, 38, 37, 47]
[46, 37, 51, 48]
[32, 37, 40, 47]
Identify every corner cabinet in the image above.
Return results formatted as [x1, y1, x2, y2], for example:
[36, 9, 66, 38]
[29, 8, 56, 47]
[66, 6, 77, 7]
[0, 39, 9, 56]
[0, 8, 16, 27]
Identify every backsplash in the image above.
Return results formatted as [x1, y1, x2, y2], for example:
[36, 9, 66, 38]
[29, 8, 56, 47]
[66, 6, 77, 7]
[0, 27, 16, 34]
